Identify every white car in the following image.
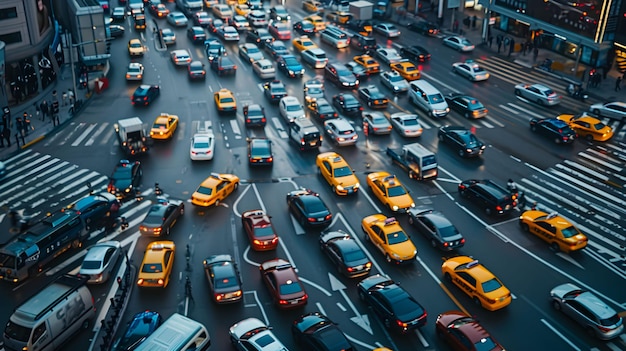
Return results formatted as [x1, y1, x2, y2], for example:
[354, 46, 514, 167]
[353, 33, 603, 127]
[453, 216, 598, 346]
[301, 48, 328, 69]
[229, 318, 289, 351]
[376, 47, 405, 65]
[363, 111, 392, 135]
[212, 4, 233, 20]
[325, 117, 358, 146]
[190, 131, 215, 161]
[160, 28, 176, 45]
[590, 101, 626, 121]
[304, 78, 325, 101]
[380, 70, 409, 93]
[452, 60, 490, 81]
[239, 43, 265, 63]
[279, 96, 305, 123]
[79, 241, 123, 284]
[170, 49, 192, 66]
[125, 62, 144, 81]
[231, 15, 250, 31]
[373, 22, 401, 38]
[217, 26, 240, 41]
[252, 59, 276, 79]
[443, 36, 475, 52]
[166, 11, 188, 27]
[390, 112, 423, 137]
[514, 83, 561, 106]
[247, 10, 267, 27]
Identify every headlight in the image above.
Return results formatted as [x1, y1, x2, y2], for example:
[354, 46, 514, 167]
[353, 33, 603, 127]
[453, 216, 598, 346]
[392, 205, 399, 211]
[354, 183, 360, 189]
[410, 203, 415, 207]
[289, 70, 294, 74]
[336, 185, 344, 191]
[392, 253, 400, 258]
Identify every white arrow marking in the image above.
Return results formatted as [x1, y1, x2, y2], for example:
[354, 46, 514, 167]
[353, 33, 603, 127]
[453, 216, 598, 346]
[328, 272, 372, 334]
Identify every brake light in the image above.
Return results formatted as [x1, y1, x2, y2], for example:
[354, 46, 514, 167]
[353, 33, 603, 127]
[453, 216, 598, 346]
[325, 214, 332, 220]
[279, 299, 288, 305]
[157, 279, 164, 285]
[137, 278, 144, 285]
[496, 205, 503, 211]
[308, 217, 316, 222]
[215, 293, 224, 301]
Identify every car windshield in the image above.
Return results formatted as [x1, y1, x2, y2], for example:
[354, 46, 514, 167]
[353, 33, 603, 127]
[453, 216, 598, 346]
[481, 278, 502, 293]
[112, 167, 132, 180]
[304, 198, 326, 212]
[273, 87, 286, 94]
[196, 186, 213, 195]
[372, 116, 388, 124]
[428, 94, 444, 104]
[561, 226, 581, 238]
[423, 155, 437, 167]
[141, 263, 163, 273]
[386, 231, 408, 245]
[319, 105, 334, 113]
[251, 145, 270, 156]
[402, 118, 419, 126]
[215, 276, 239, 289]
[130, 42, 141, 48]
[461, 39, 472, 45]
[128, 67, 141, 73]
[247, 46, 260, 53]
[387, 185, 407, 197]
[82, 260, 102, 270]
[307, 87, 323, 94]
[152, 122, 167, 129]
[4, 321, 31, 342]
[253, 226, 275, 237]
[221, 97, 234, 103]
[193, 141, 210, 148]
[344, 249, 366, 262]
[593, 122, 606, 130]
[338, 69, 352, 77]
[388, 74, 404, 82]
[279, 282, 303, 295]
[333, 166, 352, 177]
[284, 57, 299, 65]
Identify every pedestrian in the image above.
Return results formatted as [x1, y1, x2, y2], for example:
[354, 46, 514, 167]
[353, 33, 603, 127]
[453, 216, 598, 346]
[33, 102, 40, 119]
[453, 19, 459, 33]
[471, 15, 477, 29]
[616, 76, 622, 91]
[533, 47, 539, 63]
[496, 35, 502, 53]
[488, 35, 493, 48]
[67, 88, 75, 105]
[16, 115, 25, 137]
[2, 126, 11, 147]
[0, 126, 5, 147]
[62, 91, 68, 106]
[508, 38, 515, 57]
[40, 100, 48, 121]
[593, 73, 601, 87]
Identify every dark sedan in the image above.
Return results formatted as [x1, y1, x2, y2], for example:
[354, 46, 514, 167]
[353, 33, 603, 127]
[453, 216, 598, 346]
[358, 85, 389, 109]
[400, 45, 431, 62]
[292, 312, 356, 351]
[203, 254, 243, 304]
[407, 207, 465, 251]
[247, 138, 273, 166]
[530, 118, 577, 144]
[325, 63, 359, 89]
[438, 125, 486, 157]
[319, 231, 371, 278]
[407, 21, 439, 36]
[69, 192, 119, 231]
[108, 24, 125, 38]
[344, 62, 369, 80]
[112, 311, 162, 351]
[131, 85, 160, 106]
[263, 79, 288, 103]
[204, 39, 226, 63]
[260, 258, 308, 308]
[186, 26, 207, 44]
[277, 55, 305, 78]
[107, 159, 142, 200]
[332, 93, 363, 118]
[139, 198, 184, 237]
[293, 20, 315, 35]
[287, 188, 332, 229]
[246, 28, 274, 47]
[445, 93, 488, 119]
[307, 98, 338, 120]
[244, 104, 266, 127]
[187, 61, 206, 80]
[210, 55, 237, 76]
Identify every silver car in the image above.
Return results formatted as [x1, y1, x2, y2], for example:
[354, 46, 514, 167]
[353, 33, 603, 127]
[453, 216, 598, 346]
[375, 47, 404, 65]
[166, 11, 188, 27]
[279, 96, 305, 122]
[160, 28, 176, 45]
[363, 112, 392, 135]
[125, 62, 144, 81]
[324, 117, 358, 146]
[239, 43, 265, 63]
[452, 60, 490, 81]
[514, 83, 561, 106]
[301, 48, 328, 69]
[79, 241, 123, 284]
[380, 70, 409, 94]
[252, 59, 276, 79]
[390, 112, 423, 137]
[230, 318, 288, 351]
[590, 101, 626, 121]
[443, 36, 475, 52]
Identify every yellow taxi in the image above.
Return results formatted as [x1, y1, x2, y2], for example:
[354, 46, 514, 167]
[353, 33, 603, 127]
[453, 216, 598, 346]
[362, 214, 417, 264]
[127, 39, 145, 57]
[214, 88, 237, 113]
[391, 61, 421, 81]
[292, 35, 318, 53]
[367, 172, 415, 213]
[325, 11, 353, 24]
[303, 0, 323, 12]
[519, 210, 588, 253]
[191, 173, 240, 207]
[316, 152, 360, 195]
[556, 113, 614, 141]
[441, 256, 512, 311]
[234, 3, 251, 16]
[353, 55, 380, 74]
[137, 241, 175, 288]
[150, 113, 179, 140]
[303, 15, 326, 32]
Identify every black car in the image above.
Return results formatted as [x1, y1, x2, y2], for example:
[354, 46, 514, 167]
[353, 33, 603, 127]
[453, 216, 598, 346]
[203, 254, 243, 304]
[204, 39, 226, 63]
[139, 198, 184, 236]
[293, 20, 315, 35]
[210, 55, 237, 76]
[349, 33, 376, 52]
[247, 138, 273, 166]
[325, 63, 359, 89]
[277, 54, 305, 78]
[438, 125, 486, 157]
[292, 312, 356, 351]
[286, 188, 332, 229]
[344, 62, 369, 80]
[187, 26, 207, 44]
[131, 84, 160, 106]
[266, 40, 289, 59]
[112, 310, 162, 351]
[358, 85, 389, 109]
[263, 80, 288, 103]
[208, 19, 224, 34]
[107, 159, 143, 200]
[530, 118, 577, 144]
[332, 93, 363, 118]
[319, 231, 371, 278]
[187, 61, 206, 80]
[307, 98, 337, 120]
[108, 24, 125, 38]
[244, 104, 266, 127]
[407, 21, 440, 36]
[246, 28, 274, 47]
[357, 275, 428, 333]
[269, 5, 290, 22]
[458, 179, 516, 216]
[407, 207, 465, 251]
[444, 93, 488, 119]
[69, 192, 119, 231]
[400, 45, 431, 62]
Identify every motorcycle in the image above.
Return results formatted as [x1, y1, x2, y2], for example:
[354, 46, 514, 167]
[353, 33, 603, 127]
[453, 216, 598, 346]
[566, 84, 589, 101]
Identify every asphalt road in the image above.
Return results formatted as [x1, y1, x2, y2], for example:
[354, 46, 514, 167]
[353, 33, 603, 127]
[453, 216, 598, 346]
[1, 1, 626, 351]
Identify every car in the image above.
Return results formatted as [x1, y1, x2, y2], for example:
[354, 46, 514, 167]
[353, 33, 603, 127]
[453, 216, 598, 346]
[279, 96, 305, 122]
[187, 60, 206, 80]
[187, 26, 208, 44]
[445, 93, 488, 119]
[193, 11, 211, 26]
[325, 11, 353, 24]
[391, 61, 420, 81]
[243, 104, 266, 127]
[292, 312, 356, 350]
[437, 125, 486, 158]
[375, 47, 404, 65]
[268, 21, 291, 40]
[228, 15, 250, 31]
[210, 55, 237, 76]
[589, 101, 626, 121]
[263, 79, 288, 103]
[514, 83, 561, 106]
[191, 173, 240, 207]
[550, 283, 624, 340]
[286, 188, 332, 229]
[443, 35, 475, 52]
[111, 7, 126, 21]
[234, 3, 251, 16]
[303, 0, 324, 12]
[109, 24, 125, 38]
[373, 22, 401, 38]
[519, 210, 588, 252]
[303, 15, 326, 32]
[107, 159, 142, 200]
[137, 241, 175, 288]
[149, 2, 169, 18]
[247, 138, 273, 166]
[277, 54, 305, 78]
[332, 93, 363, 117]
[247, 0, 261, 10]
[133, 12, 147, 31]
[400, 45, 431, 63]
[293, 20, 315, 35]
[260, 258, 308, 308]
[529, 117, 577, 144]
[247, 9, 267, 27]
[190, 131, 215, 161]
[358, 85, 389, 109]
[353, 54, 380, 74]
[139, 198, 185, 236]
[363, 111, 392, 135]
[66, 192, 119, 231]
[319, 230, 372, 278]
[207, 18, 224, 33]
[458, 179, 516, 216]
[344, 61, 368, 79]
[266, 40, 289, 59]
[238, 43, 264, 63]
[204, 0, 218, 8]
[325, 63, 359, 89]
[112, 311, 162, 351]
[212, 4, 233, 20]
[380, 70, 409, 94]
[150, 113, 179, 140]
[442, 256, 512, 310]
[407, 21, 439, 36]
[205, 39, 226, 62]
[390, 112, 423, 137]
[203, 254, 243, 303]
[216, 26, 240, 42]
[347, 19, 373, 36]
[307, 98, 337, 120]
[304, 78, 325, 102]
[131, 84, 160, 106]
[247, 28, 274, 47]
[452, 60, 490, 81]
[366, 172, 415, 212]
[407, 207, 465, 251]
[230, 318, 289, 350]
[214, 88, 237, 113]
[79, 241, 122, 284]
[301, 48, 328, 69]
[436, 311, 505, 351]
[170, 49, 192, 66]
[292, 35, 318, 52]
[269, 5, 291, 22]
[160, 28, 176, 45]
[316, 151, 360, 195]
[324, 117, 358, 146]
[556, 112, 614, 141]
[358, 275, 427, 332]
[127, 38, 145, 56]
[242, 209, 279, 251]
[125, 62, 144, 81]
[166, 11, 188, 26]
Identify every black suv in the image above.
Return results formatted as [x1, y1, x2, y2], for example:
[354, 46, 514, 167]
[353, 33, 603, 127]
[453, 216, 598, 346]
[458, 179, 516, 216]
[325, 63, 359, 89]
[349, 33, 376, 52]
[107, 160, 143, 200]
[407, 21, 440, 36]
[530, 118, 577, 144]
[437, 125, 485, 157]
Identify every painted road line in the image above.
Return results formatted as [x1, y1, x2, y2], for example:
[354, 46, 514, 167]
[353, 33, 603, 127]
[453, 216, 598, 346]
[540, 319, 581, 351]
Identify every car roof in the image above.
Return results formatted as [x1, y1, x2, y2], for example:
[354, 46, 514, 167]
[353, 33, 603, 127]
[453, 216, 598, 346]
[327, 118, 352, 129]
[85, 242, 119, 260]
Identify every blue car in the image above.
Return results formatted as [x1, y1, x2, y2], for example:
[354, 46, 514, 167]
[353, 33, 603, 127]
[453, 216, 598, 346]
[276, 55, 305, 78]
[69, 192, 119, 231]
[112, 311, 162, 351]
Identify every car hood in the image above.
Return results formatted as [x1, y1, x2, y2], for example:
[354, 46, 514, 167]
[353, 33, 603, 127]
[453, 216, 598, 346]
[112, 179, 132, 190]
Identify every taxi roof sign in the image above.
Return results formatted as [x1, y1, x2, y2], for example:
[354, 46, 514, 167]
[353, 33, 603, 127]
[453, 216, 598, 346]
[384, 217, 397, 225]
[466, 260, 480, 268]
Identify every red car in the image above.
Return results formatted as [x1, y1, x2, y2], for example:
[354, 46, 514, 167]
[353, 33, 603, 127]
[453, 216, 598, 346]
[241, 210, 278, 251]
[260, 258, 308, 309]
[436, 311, 505, 351]
[268, 22, 291, 40]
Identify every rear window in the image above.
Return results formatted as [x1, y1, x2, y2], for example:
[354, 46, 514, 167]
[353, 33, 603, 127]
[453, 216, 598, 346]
[481, 278, 503, 293]
[279, 282, 303, 295]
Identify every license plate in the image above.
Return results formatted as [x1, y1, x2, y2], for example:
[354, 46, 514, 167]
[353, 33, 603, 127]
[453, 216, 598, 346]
[290, 300, 299, 304]
[317, 217, 325, 221]
[354, 265, 363, 270]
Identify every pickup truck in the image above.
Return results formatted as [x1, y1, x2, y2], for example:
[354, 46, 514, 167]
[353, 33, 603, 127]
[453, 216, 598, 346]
[387, 143, 438, 180]
[115, 117, 149, 156]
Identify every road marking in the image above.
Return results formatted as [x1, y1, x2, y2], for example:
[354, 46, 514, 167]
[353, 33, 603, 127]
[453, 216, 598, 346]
[540, 319, 582, 351]
[498, 104, 521, 114]
[299, 276, 332, 296]
[328, 273, 372, 334]
[85, 123, 109, 146]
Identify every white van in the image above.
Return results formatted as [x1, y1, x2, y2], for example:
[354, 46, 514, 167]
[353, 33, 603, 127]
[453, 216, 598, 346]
[2, 275, 96, 351]
[134, 313, 211, 351]
[408, 80, 450, 118]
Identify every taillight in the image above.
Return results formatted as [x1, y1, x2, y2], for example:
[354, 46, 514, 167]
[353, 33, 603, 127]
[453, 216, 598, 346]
[325, 214, 332, 220]
[157, 279, 164, 285]
[137, 278, 144, 285]
[496, 205, 503, 211]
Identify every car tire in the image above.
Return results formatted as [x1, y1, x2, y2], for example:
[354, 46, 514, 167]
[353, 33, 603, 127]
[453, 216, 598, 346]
[464, 111, 470, 118]
[473, 297, 482, 307]
[165, 227, 170, 236]
[585, 134, 594, 141]
[180, 207, 184, 216]
[358, 289, 367, 301]
[537, 99, 544, 105]
[531, 125, 537, 132]
[234, 182, 239, 190]
[215, 199, 220, 207]
[438, 134, 445, 142]
[431, 239, 437, 248]
[520, 222, 530, 231]
[458, 149, 465, 157]
[552, 300, 561, 311]
[444, 272, 452, 282]
[554, 137, 561, 144]
[515, 89, 521, 96]
[383, 318, 391, 329]
[550, 242, 560, 252]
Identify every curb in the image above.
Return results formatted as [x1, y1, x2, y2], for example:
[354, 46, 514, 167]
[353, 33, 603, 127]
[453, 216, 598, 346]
[21, 135, 45, 149]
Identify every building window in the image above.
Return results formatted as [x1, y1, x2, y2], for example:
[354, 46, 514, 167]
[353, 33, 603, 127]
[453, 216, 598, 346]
[0, 31, 22, 45]
[0, 7, 18, 20]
